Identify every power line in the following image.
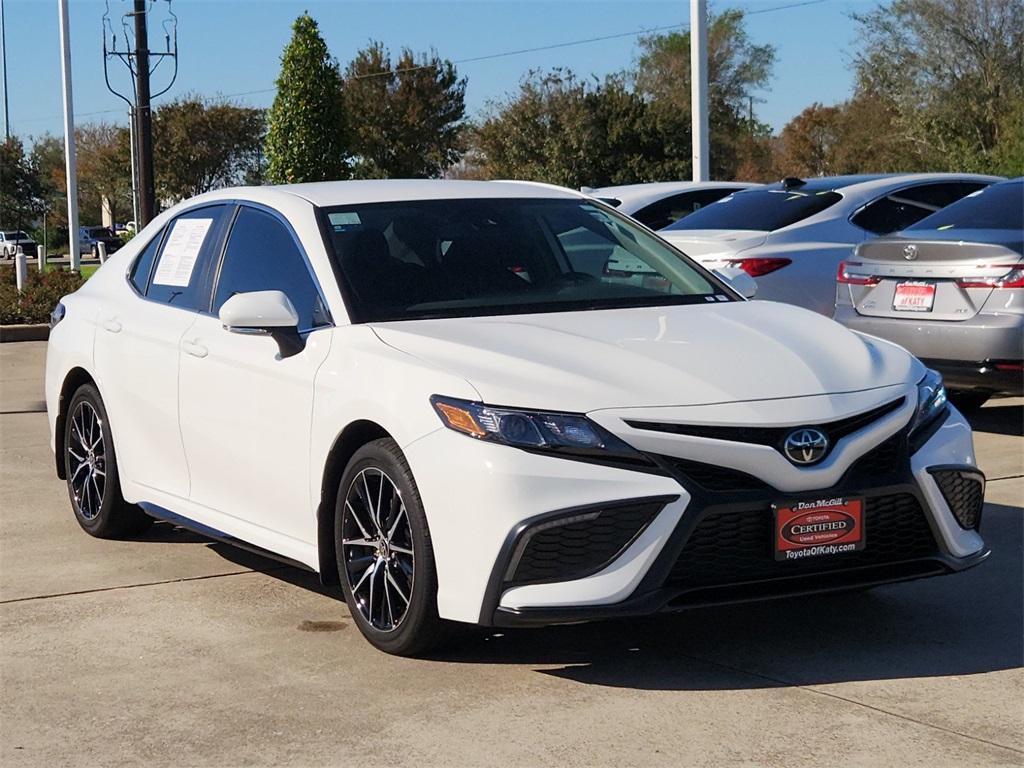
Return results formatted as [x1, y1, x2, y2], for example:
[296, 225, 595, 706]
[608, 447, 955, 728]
[15, 0, 832, 128]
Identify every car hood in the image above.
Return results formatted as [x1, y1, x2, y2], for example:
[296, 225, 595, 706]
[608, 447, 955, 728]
[370, 302, 919, 413]
[659, 229, 769, 261]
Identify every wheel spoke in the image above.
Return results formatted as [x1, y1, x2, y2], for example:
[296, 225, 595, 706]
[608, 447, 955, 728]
[387, 502, 407, 542]
[389, 544, 413, 556]
[342, 537, 377, 548]
[384, 574, 395, 627]
[386, 569, 409, 605]
[345, 500, 373, 540]
[351, 560, 375, 593]
[70, 459, 89, 482]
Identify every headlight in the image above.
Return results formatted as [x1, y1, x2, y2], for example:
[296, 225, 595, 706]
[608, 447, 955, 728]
[909, 369, 948, 436]
[430, 395, 650, 466]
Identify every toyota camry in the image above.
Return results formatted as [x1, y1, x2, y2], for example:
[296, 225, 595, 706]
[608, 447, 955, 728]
[45, 180, 988, 655]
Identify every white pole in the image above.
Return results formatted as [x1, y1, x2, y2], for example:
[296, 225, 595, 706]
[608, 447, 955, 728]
[38, 244, 46, 272]
[128, 107, 139, 229]
[97, 240, 107, 264]
[57, 0, 80, 271]
[690, 0, 709, 182]
[15, 248, 27, 292]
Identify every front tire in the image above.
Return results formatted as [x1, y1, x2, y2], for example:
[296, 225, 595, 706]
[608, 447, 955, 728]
[334, 438, 447, 656]
[63, 384, 152, 538]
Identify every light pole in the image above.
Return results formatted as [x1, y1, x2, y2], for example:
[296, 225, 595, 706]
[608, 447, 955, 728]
[58, 0, 80, 269]
[1, 0, 10, 139]
[690, 0, 709, 182]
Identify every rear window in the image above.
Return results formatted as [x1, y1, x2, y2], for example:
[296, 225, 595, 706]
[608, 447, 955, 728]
[663, 189, 842, 232]
[905, 182, 1023, 232]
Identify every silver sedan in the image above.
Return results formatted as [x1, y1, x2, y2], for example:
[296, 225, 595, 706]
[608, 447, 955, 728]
[833, 178, 1023, 410]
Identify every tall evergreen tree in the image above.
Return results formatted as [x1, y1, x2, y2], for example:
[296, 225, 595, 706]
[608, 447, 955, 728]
[265, 14, 348, 183]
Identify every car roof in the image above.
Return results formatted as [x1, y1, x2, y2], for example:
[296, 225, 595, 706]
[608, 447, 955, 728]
[760, 173, 1003, 195]
[181, 179, 586, 210]
[587, 181, 757, 213]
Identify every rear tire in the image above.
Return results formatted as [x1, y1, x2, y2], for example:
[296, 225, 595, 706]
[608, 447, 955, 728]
[334, 438, 448, 656]
[63, 384, 152, 538]
[949, 390, 991, 413]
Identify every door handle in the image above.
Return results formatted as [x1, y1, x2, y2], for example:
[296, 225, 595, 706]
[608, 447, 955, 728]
[182, 339, 208, 359]
[102, 317, 122, 333]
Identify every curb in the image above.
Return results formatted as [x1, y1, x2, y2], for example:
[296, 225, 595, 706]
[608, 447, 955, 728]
[0, 324, 50, 343]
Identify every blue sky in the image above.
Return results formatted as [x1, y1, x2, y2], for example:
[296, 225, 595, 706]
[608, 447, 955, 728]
[4, 0, 873, 142]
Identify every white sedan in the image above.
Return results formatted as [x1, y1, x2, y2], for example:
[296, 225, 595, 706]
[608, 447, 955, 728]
[585, 181, 757, 230]
[45, 180, 988, 655]
[659, 173, 1002, 315]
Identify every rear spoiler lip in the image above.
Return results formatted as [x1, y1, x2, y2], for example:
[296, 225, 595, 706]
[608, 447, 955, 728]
[853, 237, 1024, 265]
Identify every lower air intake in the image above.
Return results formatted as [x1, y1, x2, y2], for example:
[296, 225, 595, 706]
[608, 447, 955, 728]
[930, 469, 985, 530]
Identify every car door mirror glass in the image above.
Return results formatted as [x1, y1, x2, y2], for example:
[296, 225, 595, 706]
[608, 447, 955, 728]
[715, 266, 758, 298]
[218, 290, 305, 358]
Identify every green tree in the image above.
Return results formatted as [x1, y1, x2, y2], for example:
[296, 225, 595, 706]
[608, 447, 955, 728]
[852, 0, 1024, 175]
[474, 69, 682, 188]
[634, 9, 776, 179]
[342, 42, 466, 178]
[265, 13, 348, 183]
[155, 95, 266, 201]
[0, 136, 44, 233]
[76, 123, 132, 225]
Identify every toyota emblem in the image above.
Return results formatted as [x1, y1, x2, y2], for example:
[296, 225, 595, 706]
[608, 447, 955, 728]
[783, 428, 829, 465]
[903, 244, 918, 260]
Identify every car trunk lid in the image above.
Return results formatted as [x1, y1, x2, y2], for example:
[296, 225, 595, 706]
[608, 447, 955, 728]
[843, 234, 1023, 321]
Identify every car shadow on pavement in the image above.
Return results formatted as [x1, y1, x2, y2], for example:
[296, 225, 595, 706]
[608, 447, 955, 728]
[426, 501, 1023, 689]
[205, 502, 1023, 690]
[968, 402, 1023, 437]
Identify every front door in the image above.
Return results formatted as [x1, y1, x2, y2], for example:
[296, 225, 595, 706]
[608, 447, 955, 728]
[177, 205, 333, 548]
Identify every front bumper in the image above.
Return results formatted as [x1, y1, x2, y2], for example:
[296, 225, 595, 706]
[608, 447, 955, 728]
[405, 402, 987, 627]
[919, 358, 1023, 396]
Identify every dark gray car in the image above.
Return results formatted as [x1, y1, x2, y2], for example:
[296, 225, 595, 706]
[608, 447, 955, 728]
[834, 179, 1023, 409]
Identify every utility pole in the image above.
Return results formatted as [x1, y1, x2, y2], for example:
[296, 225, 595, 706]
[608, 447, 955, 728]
[132, 0, 155, 226]
[690, 0, 709, 182]
[58, 0, 80, 269]
[102, 1, 176, 229]
[2, 0, 10, 139]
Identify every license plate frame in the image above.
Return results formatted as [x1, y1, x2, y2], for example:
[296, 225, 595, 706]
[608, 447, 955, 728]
[893, 281, 936, 312]
[773, 496, 865, 562]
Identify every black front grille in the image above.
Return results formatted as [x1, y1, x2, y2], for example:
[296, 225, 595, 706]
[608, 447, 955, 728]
[930, 469, 984, 530]
[656, 457, 771, 493]
[508, 500, 667, 585]
[667, 492, 937, 589]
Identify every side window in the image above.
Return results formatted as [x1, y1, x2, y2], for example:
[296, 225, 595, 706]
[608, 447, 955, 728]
[852, 196, 933, 235]
[213, 206, 328, 331]
[632, 188, 741, 230]
[128, 230, 164, 294]
[897, 182, 987, 209]
[147, 205, 229, 310]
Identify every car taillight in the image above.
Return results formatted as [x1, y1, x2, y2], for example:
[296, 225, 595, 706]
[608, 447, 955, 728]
[726, 257, 792, 277]
[836, 261, 880, 286]
[956, 265, 1024, 289]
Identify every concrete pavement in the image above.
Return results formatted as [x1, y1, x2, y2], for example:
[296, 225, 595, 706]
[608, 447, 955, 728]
[1, 341, 1021, 767]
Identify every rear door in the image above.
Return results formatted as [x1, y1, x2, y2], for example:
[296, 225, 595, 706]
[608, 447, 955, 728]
[177, 204, 332, 545]
[93, 204, 231, 498]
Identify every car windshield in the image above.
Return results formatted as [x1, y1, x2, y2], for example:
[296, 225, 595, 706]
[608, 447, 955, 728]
[87, 227, 115, 237]
[319, 198, 733, 322]
[663, 188, 843, 232]
[4, 231, 30, 239]
[905, 181, 1024, 232]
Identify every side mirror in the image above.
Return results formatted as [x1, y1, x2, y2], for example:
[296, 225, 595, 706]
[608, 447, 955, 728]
[219, 290, 305, 358]
[715, 266, 758, 299]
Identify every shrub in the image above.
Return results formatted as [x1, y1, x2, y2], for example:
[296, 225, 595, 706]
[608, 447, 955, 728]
[0, 264, 86, 325]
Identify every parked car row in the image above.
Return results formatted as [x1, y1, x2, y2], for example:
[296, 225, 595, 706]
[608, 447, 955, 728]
[603, 174, 1021, 406]
[0, 226, 129, 259]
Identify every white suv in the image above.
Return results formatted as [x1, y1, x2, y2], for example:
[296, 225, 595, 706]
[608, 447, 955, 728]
[45, 181, 988, 655]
